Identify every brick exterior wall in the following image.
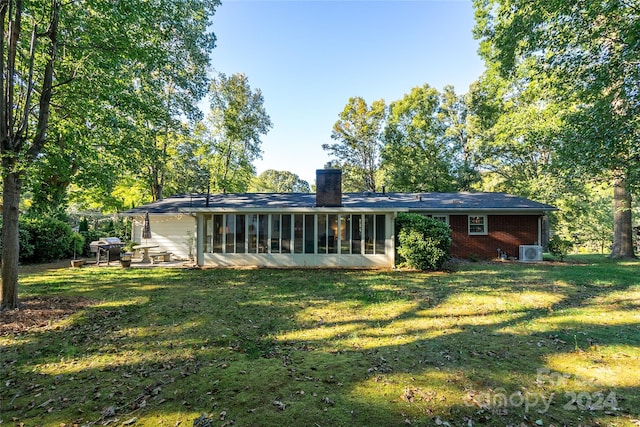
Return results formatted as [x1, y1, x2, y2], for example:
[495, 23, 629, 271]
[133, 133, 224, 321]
[450, 215, 541, 259]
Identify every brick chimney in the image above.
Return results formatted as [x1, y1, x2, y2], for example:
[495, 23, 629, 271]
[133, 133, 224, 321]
[315, 169, 342, 207]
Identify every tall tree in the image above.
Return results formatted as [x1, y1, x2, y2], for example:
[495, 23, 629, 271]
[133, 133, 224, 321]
[439, 85, 481, 191]
[324, 97, 386, 192]
[161, 123, 210, 196]
[467, 64, 562, 200]
[1, 0, 219, 310]
[206, 73, 272, 192]
[1, 0, 62, 310]
[250, 169, 311, 193]
[473, 0, 639, 258]
[381, 84, 457, 192]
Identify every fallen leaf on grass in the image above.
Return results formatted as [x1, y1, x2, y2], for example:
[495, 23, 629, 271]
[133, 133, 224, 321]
[321, 396, 335, 406]
[102, 406, 116, 418]
[193, 414, 213, 427]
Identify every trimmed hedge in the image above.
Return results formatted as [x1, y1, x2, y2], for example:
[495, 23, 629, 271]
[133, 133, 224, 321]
[20, 217, 83, 262]
[396, 213, 451, 271]
[0, 217, 83, 262]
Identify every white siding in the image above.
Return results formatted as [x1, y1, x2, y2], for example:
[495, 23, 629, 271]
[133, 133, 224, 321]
[132, 214, 196, 261]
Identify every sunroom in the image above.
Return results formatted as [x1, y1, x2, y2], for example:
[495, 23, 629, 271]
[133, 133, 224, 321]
[193, 210, 395, 268]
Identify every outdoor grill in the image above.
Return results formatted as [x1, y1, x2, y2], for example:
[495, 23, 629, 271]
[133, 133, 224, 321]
[89, 237, 125, 265]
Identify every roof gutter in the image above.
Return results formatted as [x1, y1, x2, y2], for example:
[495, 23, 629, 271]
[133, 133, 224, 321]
[179, 207, 410, 214]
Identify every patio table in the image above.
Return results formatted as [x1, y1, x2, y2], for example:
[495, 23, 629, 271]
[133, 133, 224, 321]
[133, 244, 159, 263]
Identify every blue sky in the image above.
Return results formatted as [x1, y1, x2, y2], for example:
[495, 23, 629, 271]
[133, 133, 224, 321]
[209, 0, 485, 185]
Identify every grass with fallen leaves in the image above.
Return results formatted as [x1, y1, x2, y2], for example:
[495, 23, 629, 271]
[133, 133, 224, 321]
[1, 255, 639, 426]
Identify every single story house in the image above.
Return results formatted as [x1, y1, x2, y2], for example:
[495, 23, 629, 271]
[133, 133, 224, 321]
[121, 169, 556, 268]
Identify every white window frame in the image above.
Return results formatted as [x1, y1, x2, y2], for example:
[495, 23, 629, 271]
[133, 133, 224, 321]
[468, 214, 488, 235]
[431, 214, 449, 225]
[422, 213, 450, 225]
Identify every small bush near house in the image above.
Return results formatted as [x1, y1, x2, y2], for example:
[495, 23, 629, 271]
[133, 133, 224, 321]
[548, 235, 573, 261]
[396, 213, 451, 270]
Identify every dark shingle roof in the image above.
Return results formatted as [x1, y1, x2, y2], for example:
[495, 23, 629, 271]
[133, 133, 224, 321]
[122, 192, 556, 215]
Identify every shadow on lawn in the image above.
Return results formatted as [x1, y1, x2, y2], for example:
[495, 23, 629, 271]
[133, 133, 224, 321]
[1, 261, 639, 426]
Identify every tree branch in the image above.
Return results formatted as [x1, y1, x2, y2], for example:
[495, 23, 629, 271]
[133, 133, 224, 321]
[27, 0, 59, 162]
[16, 23, 37, 142]
[0, 1, 7, 147]
[5, 0, 22, 147]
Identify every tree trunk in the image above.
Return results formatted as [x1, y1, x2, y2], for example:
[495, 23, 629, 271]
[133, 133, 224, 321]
[610, 176, 635, 259]
[1, 171, 22, 310]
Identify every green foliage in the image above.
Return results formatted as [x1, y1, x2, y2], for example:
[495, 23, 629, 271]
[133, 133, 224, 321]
[206, 73, 273, 193]
[547, 235, 573, 262]
[472, 0, 639, 258]
[95, 217, 131, 245]
[250, 169, 311, 193]
[0, 219, 34, 262]
[395, 213, 451, 270]
[466, 62, 564, 202]
[382, 84, 457, 192]
[78, 217, 89, 233]
[70, 232, 85, 259]
[79, 230, 102, 257]
[549, 183, 614, 254]
[20, 217, 78, 262]
[325, 97, 386, 192]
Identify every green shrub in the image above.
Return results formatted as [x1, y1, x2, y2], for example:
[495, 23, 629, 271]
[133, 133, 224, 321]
[396, 213, 451, 271]
[0, 219, 35, 262]
[548, 235, 573, 261]
[70, 232, 85, 259]
[80, 229, 102, 257]
[78, 217, 89, 233]
[468, 253, 480, 262]
[21, 217, 78, 262]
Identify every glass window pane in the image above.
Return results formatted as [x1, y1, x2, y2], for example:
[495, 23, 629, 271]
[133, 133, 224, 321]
[204, 215, 212, 253]
[248, 214, 258, 253]
[317, 214, 327, 254]
[375, 214, 385, 254]
[305, 214, 315, 254]
[225, 214, 235, 253]
[270, 214, 280, 253]
[213, 214, 223, 253]
[281, 215, 291, 253]
[328, 214, 338, 254]
[364, 214, 374, 254]
[469, 215, 486, 234]
[258, 214, 268, 253]
[294, 214, 303, 254]
[340, 215, 350, 254]
[235, 215, 246, 253]
[352, 215, 362, 254]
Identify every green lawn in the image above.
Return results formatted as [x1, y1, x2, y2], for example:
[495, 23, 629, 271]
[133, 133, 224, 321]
[2, 255, 639, 426]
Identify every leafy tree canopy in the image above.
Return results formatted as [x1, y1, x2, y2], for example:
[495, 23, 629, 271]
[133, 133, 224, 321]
[250, 170, 311, 193]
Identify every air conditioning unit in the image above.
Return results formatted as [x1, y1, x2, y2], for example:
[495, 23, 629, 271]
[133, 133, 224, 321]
[519, 245, 543, 262]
